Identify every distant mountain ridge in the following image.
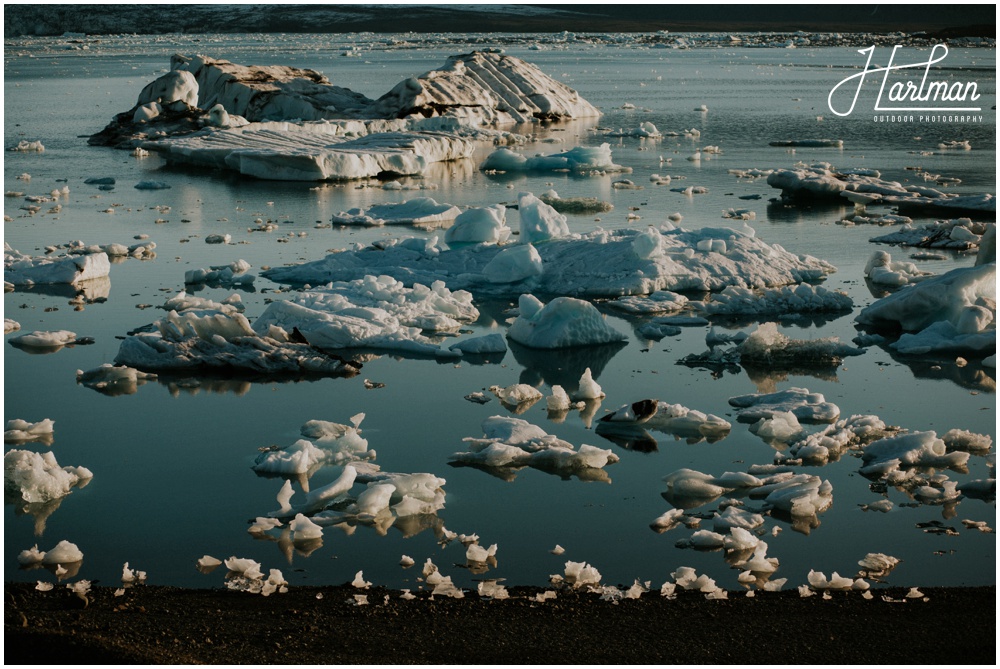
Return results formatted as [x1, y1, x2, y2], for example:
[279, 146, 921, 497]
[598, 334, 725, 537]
[4, 4, 995, 38]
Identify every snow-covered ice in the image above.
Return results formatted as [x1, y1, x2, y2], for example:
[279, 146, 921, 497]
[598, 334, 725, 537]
[507, 294, 626, 349]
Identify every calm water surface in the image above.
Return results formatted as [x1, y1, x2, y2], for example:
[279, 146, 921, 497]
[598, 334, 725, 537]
[4, 35, 996, 591]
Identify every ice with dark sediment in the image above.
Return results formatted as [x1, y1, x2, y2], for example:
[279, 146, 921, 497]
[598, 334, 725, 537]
[856, 262, 996, 357]
[767, 163, 996, 216]
[450, 415, 619, 481]
[262, 219, 837, 298]
[871, 219, 992, 252]
[5, 243, 110, 287]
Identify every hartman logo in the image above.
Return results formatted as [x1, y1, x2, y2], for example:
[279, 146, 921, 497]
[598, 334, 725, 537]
[828, 44, 982, 117]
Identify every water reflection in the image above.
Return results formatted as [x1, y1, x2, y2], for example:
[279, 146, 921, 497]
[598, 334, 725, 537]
[10, 276, 111, 302]
[508, 340, 626, 390]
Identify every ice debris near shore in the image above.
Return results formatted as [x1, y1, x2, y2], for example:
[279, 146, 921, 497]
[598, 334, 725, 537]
[95, 52, 600, 180]
[263, 218, 837, 298]
[17, 540, 83, 570]
[856, 263, 995, 357]
[5, 449, 92, 504]
[5, 243, 110, 287]
[451, 416, 619, 482]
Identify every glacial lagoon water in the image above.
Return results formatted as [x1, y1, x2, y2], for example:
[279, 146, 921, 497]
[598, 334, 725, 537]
[4, 34, 996, 592]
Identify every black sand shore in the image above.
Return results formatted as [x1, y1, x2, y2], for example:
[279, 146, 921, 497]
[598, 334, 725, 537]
[4, 582, 996, 664]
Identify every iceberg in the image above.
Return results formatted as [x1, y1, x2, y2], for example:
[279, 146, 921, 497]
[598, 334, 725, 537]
[480, 143, 627, 174]
[507, 294, 626, 349]
[5, 449, 92, 504]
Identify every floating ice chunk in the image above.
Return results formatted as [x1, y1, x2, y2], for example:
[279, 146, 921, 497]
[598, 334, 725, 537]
[777, 414, 892, 466]
[724, 527, 760, 552]
[864, 251, 931, 286]
[538, 190, 613, 214]
[5, 449, 92, 504]
[860, 431, 971, 475]
[9, 330, 78, 349]
[680, 530, 725, 549]
[713, 507, 765, 533]
[696, 284, 853, 316]
[546, 385, 572, 412]
[25, 540, 84, 566]
[753, 473, 833, 518]
[518, 192, 570, 244]
[735, 322, 864, 368]
[941, 429, 992, 455]
[574, 368, 605, 400]
[729, 387, 840, 424]
[448, 333, 507, 355]
[769, 139, 843, 147]
[5, 318, 21, 334]
[607, 290, 688, 315]
[355, 483, 396, 518]
[334, 197, 462, 228]
[224, 556, 264, 580]
[490, 383, 543, 406]
[290, 513, 324, 541]
[478, 580, 509, 599]
[550, 545, 566, 556]
[466, 543, 498, 563]
[507, 294, 626, 349]
[662, 469, 729, 507]
[482, 243, 543, 284]
[185, 259, 255, 286]
[197, 555, 222, 569]
[605, 122, 661, 138]
[481, 144, 626, 174]
[443, 205, 509, 244]
[5, 418, 55, 444]
[750, 411, 804, 444]
[76, 364, 157, 396]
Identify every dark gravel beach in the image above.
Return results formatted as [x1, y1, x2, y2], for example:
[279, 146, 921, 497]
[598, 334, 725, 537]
[4, 582, 996, 664]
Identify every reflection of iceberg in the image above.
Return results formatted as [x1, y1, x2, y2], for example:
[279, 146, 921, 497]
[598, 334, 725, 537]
[12, 276, 112, 301]
[509, 340, 625, 390]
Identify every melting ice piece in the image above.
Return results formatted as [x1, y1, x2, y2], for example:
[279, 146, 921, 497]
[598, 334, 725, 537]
[860, 431, 971, 476]
[5, 418, 55, 444]
[4, 243, 110, 286]
[5, 449, 92, 504]
[507, 294, 626, 349]
[76, 364, 157, 396]
[696, 284, 853, 316]
[9, 330, 78, 349]
[480, 144, 626, 174]
[333, 197, 462, 228]
[728, 387, 841, 424]
[735, 322, 864, 368]
[864, 251, 931, 287]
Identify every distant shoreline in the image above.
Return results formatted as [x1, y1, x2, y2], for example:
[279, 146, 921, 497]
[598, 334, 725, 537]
[5, 582, 996, 664]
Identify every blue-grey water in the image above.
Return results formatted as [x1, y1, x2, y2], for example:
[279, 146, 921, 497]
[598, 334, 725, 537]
[4, 34, 996, 592]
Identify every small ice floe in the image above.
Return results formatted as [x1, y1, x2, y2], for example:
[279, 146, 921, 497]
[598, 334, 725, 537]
[400, 555, 415, 567]
[538, 189, 613, 214]
[839, 213, 911, 226]
[728, 387, 841, 424]
[35, 581, 54, 592]
[769, 139, 843, 148]
[5, 243, 110, 286]
[507, 294, 626, 349]
[466, 542, 498, 564]
[607, 290, 688, 315]
[248, 517, 282, 535]
[774, 415, 894, 466]
[253, 415, 373, 475]
[9, 139, 45, 152]
[451, 415, 619, 482]
[478, 580, 510, 600]
[448, 333, 507, 357]
[860, 498, 894, 513]
[807, 570, 854, 590]
[4, 318, 20, 333]
[489, 383, 543, 411]
[859, 432, 971, 478]
[598, 399, 731, 445]
[18, 540, 84, 568]
[864, 251, 932, 287]
[464, 392, 491, 404]
[961, 519, 994, 533]
[480, 143, 628, 174]
[722, 208, 755, 221]
[857, 553, 900, 578]
[76, 364, 157, 396]
[937, 140, 971, 150]
[5, 449, 93, 505]
[121, 562, 147, 585]
[605, 122, 662, 138]
[204, 234, 232, 244]
[941, 429, 992, 455]
[552, 561, 602, 590]
[550, 544, 566, 555]
[870, 219, 991, 252]
[734, 322, 865, 369]
[332, 197, 462, 228]
[185, 259, 255, 286]
[196, 555, 223, 573]
[694, 283, 853, 317]
[5, 418, 55, 444]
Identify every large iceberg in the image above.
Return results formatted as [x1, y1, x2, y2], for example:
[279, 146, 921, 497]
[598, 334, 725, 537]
[263, 221, 837, 298]
[507, 294, 626, 349]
